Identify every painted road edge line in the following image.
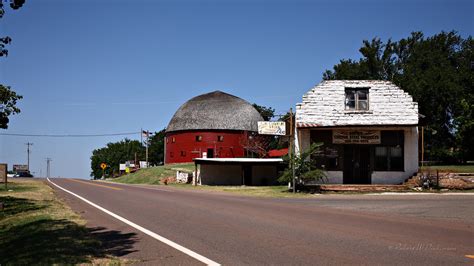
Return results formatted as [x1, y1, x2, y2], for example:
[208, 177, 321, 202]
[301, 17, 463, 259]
[47, 178, 220, 266]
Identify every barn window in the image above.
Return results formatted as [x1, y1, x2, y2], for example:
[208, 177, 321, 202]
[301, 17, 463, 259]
[217, 136, 224, 142]
[195, 135, 202, 142]
[166, 137, 169, 144]
[172, 137, 176, 143]
[345, 88, 369, 111]
[180, 151, 186, 157]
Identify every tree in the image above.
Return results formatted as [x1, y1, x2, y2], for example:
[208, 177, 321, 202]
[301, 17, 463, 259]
[252, 103, 275, 121]
[147, 129, 166, 166]
[0, 85, 22, 129]
[90, 139, 145, 179]
[278, 143, 326, 184]
[324, 31, 474, 162]
[0, 0, 26, 129]
[240, 132, 272, 158]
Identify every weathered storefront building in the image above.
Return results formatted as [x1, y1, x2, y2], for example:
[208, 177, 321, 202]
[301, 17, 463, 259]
[295, 80, 419, 184]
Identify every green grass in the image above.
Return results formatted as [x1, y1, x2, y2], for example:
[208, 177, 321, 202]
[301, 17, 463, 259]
[111, 163, 195, 184]
[420, 165, 474, 173]
[109, 163, 317, 198]
[0, 178, 134, 264]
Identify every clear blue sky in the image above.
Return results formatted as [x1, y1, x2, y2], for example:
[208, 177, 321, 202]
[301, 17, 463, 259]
[0, 0, 472, 178]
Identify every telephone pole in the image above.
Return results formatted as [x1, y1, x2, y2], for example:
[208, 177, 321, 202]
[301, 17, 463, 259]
[25, 142, 33, 172]
[46, 158, 52, 178]
[145, 130, 149, 168]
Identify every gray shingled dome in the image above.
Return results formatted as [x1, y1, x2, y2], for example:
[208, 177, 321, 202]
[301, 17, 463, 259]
[166, 91, 264, 132]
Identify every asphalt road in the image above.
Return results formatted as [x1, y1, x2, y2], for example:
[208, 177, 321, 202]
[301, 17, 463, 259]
[48, 178, 474, 265]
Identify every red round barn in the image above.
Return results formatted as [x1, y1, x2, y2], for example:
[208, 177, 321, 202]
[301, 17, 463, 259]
[165, 91, 264, 164]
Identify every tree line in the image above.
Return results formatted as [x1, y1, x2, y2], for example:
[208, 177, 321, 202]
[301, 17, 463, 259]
[90, 130, 165, 179]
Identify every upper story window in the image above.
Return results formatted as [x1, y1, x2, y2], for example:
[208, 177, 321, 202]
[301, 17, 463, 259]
[217, 136, 224, 142]
[195, 135, 202, 142]
[345, 88, 369, 111]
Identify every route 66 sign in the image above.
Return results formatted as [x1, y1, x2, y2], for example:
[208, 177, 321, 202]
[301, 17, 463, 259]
[100, 163, 107, 170]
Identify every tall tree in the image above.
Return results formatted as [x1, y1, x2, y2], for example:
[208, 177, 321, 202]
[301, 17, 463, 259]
[147, 129, 166, 166]
[324, 31, 473, 162]
[0, 85, 22, 129]
[0, 0, 26, 129]
[252, 103, 275, 121]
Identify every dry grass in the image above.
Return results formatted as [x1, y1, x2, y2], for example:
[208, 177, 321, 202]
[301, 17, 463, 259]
[169, 184, 316, 198]
[0, 178, 133, 265]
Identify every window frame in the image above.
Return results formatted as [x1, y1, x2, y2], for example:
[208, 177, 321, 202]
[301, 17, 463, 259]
[374, 145, 404, 171]
[345, 88, 370, 111]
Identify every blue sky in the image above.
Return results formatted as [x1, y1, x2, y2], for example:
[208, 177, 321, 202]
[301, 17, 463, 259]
[0, 0, 472, 178]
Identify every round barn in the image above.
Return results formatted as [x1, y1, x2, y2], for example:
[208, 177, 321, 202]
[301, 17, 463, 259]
[165, 91, 264, 164]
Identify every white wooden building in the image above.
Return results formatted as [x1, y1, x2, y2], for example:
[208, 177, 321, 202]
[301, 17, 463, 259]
[295, 80, 419, 184]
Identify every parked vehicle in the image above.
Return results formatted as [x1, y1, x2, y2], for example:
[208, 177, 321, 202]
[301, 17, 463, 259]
[18, 172, 33, 178]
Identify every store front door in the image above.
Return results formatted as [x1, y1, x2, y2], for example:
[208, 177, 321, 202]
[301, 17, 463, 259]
[343, 145, 371, 184]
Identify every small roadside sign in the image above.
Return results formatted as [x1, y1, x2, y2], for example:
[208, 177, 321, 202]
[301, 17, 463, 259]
[0, 163, 7, 190]
[100, 163, 107, 170]
[258, 121, 286, 136]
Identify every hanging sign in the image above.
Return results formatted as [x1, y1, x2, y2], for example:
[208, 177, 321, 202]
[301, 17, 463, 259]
[258, 121, 286, 136]
[333, 130, 381, 144]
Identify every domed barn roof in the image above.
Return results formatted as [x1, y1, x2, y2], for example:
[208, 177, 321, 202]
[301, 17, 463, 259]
[166, 91, 264, 133]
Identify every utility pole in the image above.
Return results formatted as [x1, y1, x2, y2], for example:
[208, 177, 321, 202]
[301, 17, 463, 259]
[46, 158, 52, 178]
[141, 129, 150, 168]
[25, 142, 33, 172]
[145, 130, 149, 168]
[289, 108, 295, 193]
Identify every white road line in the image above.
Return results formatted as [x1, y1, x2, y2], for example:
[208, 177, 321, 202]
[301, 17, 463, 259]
[47, 178, 220, 266]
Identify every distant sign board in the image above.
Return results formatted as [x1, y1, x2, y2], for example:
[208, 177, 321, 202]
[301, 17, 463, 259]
[258, 121, 286, 136]
[333, 130, 381, 144]
[13, 164, 28, 172]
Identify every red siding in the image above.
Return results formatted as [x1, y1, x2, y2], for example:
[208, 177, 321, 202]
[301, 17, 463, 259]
[165, 130, 247, 164]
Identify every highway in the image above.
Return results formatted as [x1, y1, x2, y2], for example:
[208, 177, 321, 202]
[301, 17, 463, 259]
[48, 178, 474, 265]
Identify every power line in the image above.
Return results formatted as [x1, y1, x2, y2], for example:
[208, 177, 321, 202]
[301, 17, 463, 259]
[0, 132, 141, 138]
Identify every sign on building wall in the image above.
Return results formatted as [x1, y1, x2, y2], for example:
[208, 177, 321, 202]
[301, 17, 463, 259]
[333, 130, 381, 144]
[258, 121, 286, 136]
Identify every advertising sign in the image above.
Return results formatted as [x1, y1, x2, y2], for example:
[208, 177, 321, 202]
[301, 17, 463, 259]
[13, 164, 28, 172]
[333, 130, 381, 144]
[258, 121, 286, 136]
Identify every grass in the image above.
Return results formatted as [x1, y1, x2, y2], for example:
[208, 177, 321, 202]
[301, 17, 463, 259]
[0, 178, 135, 265]
[169, 183, 316, 198]
[420, 165, 474, 173]
[111, 163, 195, 184]
[108, 163, 315, 198]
